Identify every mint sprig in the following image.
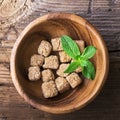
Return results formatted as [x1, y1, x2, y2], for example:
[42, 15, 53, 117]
[61, 35, 96, 80]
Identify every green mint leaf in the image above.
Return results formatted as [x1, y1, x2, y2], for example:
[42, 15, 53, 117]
[61, 35, 80, 59]
[76, 56, 88, 67]
[82, 60, 95, 80]
[64, 61, 80, 73]
[80, 59, 88, 67]
[81, 46, 96, 60]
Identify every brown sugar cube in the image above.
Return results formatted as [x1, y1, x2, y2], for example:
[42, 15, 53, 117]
[75, 40, 85, 52]
[28, 66, 41, 81]
[43, 55, 59, 69]
[56, 64, 69, 77]
[42, 69, 55, 82]
[75, 67, 82, 73]
[55, 77, 70, 93]
[59, 51, 71, 63]
[51, 37, 63, 51]
[41, 81, 58, 98]
[38, 40, 52, 57]
[30, 54, 44, 66]
[66, 73, 82, 88]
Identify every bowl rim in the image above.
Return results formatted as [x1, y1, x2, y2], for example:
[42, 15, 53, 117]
[10, 12, 109, 114]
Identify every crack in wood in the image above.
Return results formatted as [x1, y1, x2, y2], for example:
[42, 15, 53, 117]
[87, 0, 93, 14]
[0, 83, 12, 87]
[29, 105, 37, 109]
[108, 0, 117, 11]
[23, 0, 29, 9]
[4, 25, 18, 40]
[3, 63, 10, 72]
[0, 0, 4, 6]
[0, 83, 5, 86]
[31, 0, 34, 2]
[109, 50, 120, 53]
[0, 117, 7, 120]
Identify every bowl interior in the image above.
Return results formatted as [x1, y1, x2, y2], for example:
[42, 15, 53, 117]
[13, 13, 108, 113]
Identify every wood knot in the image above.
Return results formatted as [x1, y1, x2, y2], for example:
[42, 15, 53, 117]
[0, 0, 35, 28]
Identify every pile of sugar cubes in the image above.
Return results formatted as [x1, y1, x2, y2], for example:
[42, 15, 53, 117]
[28, 37, 85, 98]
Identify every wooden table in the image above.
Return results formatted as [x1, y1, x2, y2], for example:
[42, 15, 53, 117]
[0, 0, 120, 120]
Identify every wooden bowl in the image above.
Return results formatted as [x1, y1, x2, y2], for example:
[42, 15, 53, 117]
[10, 13, 109, 114]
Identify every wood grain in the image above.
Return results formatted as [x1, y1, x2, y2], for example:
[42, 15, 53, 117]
[0, 0, 120, 119]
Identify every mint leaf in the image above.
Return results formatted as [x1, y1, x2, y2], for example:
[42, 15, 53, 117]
[81, 46, 96, 59]
[75, 56, 88, 67]
[80, 59, 88, 67]
[61, 35, 80, 59]
[82, 60, 95, 80]
[64, 61, 80, 73]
